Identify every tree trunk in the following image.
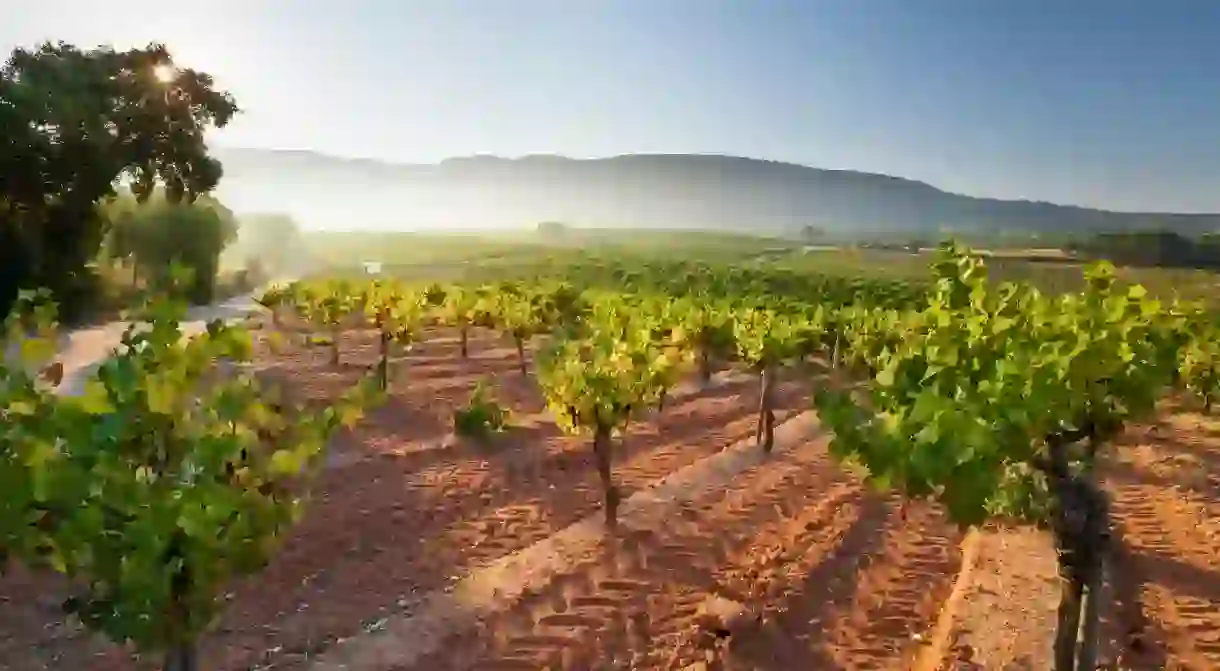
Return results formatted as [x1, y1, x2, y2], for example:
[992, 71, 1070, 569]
[514, 335, 527, 375]
[592, 423, 620, 527]
[657, 388, 668, 413]
[757, 365, 776, 452]
[698, 347, 712, 386]
[460, 325, 469, 359]
[163, 644, 198, 671]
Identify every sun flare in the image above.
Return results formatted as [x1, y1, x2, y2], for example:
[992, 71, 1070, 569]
[153, 63, 176, 83]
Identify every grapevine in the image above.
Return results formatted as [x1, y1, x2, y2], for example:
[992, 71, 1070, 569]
[236, 240, 1220, 671]
[1, 294, 381, 671]
[814, 242, 1180, 670]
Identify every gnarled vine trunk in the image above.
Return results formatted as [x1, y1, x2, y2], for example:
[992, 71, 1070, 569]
[698, 347, 712, 386]
[514, 335, 526, 375]
[592, 423, 620, 527]
[163, 533, 199, 671]
[460, 324, 469, 358]
[756, 364, 777, 452]
[1039, 429, 1110, 671]
[376, 324, 391, 391]
[163, 645, 198, 671]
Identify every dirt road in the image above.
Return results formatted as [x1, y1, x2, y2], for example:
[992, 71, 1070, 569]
[50, 291, 269, 396]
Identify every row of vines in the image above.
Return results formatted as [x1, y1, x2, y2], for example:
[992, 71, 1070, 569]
[4, 242, 1220, 670]
[261, 243, 1220, 671]
[1, 292, 382, 671]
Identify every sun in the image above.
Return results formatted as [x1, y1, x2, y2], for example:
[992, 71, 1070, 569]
[153, 64, 177, 83]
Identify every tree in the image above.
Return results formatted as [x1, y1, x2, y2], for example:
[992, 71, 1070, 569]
[0, 41, 238, 320]
[537, 221, 568, 237]
[234, 214, 304, 276]
[799, 224, 823, 243]
[106, 190, 239, 304]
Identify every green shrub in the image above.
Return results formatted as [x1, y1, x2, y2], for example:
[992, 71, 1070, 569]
[453, 379, 510, 439]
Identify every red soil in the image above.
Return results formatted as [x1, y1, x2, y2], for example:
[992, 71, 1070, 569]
[1103, 409, 1220, 670]
[0, 323, 964, 671]
[942, 403, 1220, 671]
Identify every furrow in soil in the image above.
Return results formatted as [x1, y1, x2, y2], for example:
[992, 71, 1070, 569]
[393, 436, 851, 671]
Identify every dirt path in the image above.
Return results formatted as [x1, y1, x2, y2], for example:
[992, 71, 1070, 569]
[939, 526, 1058, 669]
[49, 290, 268, 396]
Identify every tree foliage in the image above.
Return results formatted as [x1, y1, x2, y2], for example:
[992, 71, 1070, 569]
[106, 190, 238, 304]
[0, 41, 238, 320]
[232, 214, 304, 276]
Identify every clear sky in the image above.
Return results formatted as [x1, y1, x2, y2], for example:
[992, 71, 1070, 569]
[6, 0, 1220, 212]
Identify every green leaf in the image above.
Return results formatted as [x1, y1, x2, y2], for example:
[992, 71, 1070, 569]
[77, 380, 115, 414]
[19, 336, 56, 368]
[269, 449, 305, 475]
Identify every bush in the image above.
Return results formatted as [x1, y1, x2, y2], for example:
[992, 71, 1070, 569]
[453, 379, 510, 439]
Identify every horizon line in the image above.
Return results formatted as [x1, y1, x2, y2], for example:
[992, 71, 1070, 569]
[210, 144, 1220, 217]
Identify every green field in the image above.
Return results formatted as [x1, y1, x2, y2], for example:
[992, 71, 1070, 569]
[301, 228, 799, 280]
[299, 230, 1220, 305]
[774, 247, 1220, 304]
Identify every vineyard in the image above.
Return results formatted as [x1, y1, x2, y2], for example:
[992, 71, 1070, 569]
[3, 242, 1220, 670]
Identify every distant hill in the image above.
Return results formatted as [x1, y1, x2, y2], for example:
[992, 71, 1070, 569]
[211, 148, 1220, 240]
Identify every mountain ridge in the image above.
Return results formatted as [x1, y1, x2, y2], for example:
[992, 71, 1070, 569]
[210, 147, 1220, 238]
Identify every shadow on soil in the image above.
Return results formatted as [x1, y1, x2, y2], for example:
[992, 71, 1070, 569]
[1104, 459, 1218, 502]
[197, 377, 808, 670]
[726, 493, 893, 670]
[1106, 525, 1172, 670]
[169, 327, 817, 670]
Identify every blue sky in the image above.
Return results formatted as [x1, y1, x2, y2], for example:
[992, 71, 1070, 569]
[6, 0, 1220, 212]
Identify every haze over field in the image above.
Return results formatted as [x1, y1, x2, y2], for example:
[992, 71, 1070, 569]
[7, 1, 1220, 236]
[211, 148, 1220, 238]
